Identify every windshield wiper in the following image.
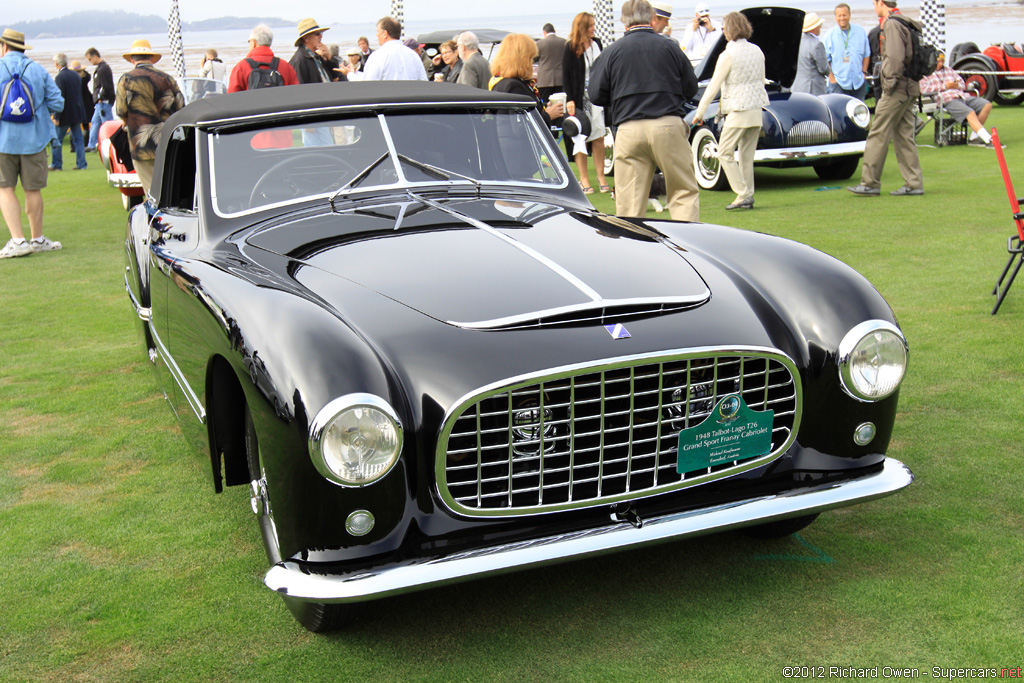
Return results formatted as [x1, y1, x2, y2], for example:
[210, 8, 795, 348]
[396, 154, 481, 189]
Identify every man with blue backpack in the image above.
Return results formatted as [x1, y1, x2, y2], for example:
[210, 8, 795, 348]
[0, 28, 65, 260]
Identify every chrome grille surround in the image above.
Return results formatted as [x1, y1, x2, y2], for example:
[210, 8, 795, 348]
[436, 347, 802, 517]
[787, 120, 833, 146]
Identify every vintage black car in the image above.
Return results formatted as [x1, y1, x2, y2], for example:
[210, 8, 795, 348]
[683, 7, 872, 189]
[125, 81, 912, 631]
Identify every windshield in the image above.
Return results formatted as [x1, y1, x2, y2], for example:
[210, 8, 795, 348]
[210, 108, 567, 216]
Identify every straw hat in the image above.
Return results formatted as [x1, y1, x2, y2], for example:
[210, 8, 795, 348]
[123, 39, 162, 63]
[803, 12, 823, 32]
[295, 18, 329, 46]
[0, 28, 32, 51]
[70, 60, 84, 71]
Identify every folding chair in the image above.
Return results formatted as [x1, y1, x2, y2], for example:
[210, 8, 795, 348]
[991, 128, 1024, 315]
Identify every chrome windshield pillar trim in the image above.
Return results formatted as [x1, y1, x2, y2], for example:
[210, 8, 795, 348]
[753, 140, 866, 163]
[264, 458, 913, 603]
[149, 321, 206, 423]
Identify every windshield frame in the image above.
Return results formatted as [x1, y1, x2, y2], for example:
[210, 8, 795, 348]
[207, 105, 570, 220]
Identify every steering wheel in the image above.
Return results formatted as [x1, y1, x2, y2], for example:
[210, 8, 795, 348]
[249, 152, 358, 208]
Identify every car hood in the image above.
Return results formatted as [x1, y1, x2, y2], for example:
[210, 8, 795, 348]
[694, 7, 804, 88]
[244, 198, 710, 329]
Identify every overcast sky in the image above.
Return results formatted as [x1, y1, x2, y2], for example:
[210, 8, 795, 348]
[8, 0, 567, 25]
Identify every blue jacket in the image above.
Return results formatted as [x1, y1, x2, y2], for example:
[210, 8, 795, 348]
[0, 52, 65, 155]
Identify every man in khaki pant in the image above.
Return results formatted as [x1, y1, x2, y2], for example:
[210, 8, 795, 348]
[848, 0, 923, 196]
[589, 0, 700, 221]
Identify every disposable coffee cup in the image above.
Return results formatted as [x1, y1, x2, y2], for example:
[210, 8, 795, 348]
[549, 92, 567, 107]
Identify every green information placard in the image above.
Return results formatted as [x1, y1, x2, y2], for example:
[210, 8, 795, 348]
[677, 395, 774, 474]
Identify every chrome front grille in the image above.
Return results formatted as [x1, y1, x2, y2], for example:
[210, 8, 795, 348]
[437, 349, 801, 517]
[788, 120, 833, 146]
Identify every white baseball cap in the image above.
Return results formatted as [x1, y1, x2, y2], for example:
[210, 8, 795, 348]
[696, 3, 711, 16]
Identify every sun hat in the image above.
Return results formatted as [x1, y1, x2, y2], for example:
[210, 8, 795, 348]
[295, 18, 329, 46]
[70, 60, 84, 71]
[123, 39, 161, 63]
[695, 3, 711, 17]
[346, 47, 361, 56]
[651, 2, 674, 18]
[802, 12, 823, 32]
[0, 28, 32, 51]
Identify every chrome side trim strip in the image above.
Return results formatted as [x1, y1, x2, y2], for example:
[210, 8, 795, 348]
[148, 320, 206, 423]
[416, 194, 603, 302]
[124, 272, 152, 322]
[264, 458, 913, 603]
[754, 140, 865, 163]
[446, 294, 711, 329]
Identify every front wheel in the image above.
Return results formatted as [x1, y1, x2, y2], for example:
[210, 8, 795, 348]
[957, 59, 997, 101]
[813, 156, 860, 180]
[245, 405, 350, 632]
[691, 127, 729, 191]
[994, 90, 1024, 106]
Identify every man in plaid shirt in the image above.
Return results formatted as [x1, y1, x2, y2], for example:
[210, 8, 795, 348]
[919, 52, 1000, 148]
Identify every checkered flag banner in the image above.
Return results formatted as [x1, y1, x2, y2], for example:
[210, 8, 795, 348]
[920, 0, 946, 54]
[594, 0, 617, 45]
[168, 0, 187, 80]
[391, 0, 405, 37]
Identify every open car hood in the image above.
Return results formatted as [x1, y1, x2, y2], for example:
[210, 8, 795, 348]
[694, 7, 805, 88]
[245, 199, 711, 329]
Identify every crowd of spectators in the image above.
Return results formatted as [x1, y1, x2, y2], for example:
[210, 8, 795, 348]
[6, 0, 1008, 254]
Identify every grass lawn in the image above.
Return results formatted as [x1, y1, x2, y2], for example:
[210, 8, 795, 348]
[1, 107, 1023, 682]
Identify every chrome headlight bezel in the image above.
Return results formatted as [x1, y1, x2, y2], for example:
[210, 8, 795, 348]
[847, 99, 871, 129]
[308, 393, 403, 487]
[838, 320, 908, 402]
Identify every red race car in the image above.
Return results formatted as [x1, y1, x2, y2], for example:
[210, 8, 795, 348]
[98, 119, 144, 210]
[950, 41, 1024, 105]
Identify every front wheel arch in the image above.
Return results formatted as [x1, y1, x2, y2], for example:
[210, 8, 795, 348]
[206, 355, 250, 493]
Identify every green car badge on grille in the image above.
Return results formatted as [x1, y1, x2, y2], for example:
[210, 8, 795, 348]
[677, 395, 774, 474]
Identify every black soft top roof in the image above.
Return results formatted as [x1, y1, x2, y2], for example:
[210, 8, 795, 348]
[163, 81, 535, 130]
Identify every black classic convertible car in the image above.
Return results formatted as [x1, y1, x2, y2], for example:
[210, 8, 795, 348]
[125, 82, 912, 631]
[684, 7, 872, 189]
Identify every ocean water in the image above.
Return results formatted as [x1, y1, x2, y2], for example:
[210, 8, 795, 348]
[24, 2, 1024, 82]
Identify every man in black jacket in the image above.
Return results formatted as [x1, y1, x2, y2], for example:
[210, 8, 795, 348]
[51, 53, 87, 170]
[84, 47, 113, 152]
[589, 0, 699, 221]
[289, 18, 343, 85]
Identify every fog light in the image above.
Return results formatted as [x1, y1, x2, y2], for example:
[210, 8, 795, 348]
[853, 422, 876, 446]
[345, 510, 375, 536]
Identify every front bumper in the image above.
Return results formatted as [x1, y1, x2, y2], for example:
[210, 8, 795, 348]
[264, 457, 913, 604]
[754, 140, 865, 164]
[107, 171, 142, 191]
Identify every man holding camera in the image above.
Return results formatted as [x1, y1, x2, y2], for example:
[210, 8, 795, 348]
[681, 3, 719, 64]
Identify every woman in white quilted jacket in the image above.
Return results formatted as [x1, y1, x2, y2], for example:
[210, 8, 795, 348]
[692, 12, 769, 210]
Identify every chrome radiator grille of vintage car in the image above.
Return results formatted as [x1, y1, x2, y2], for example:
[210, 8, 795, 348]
[787, 120, 833, 146]
[437, 350, 801, 516]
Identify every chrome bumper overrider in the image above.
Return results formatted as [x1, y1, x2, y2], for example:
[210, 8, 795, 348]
[264, 458, 913, 603]
[754, 140, 865, 163]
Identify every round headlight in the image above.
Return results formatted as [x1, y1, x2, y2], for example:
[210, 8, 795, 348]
[846, 99, 871, 129]
[309, 394, 403, 487]
[838, 321, 908, 402]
